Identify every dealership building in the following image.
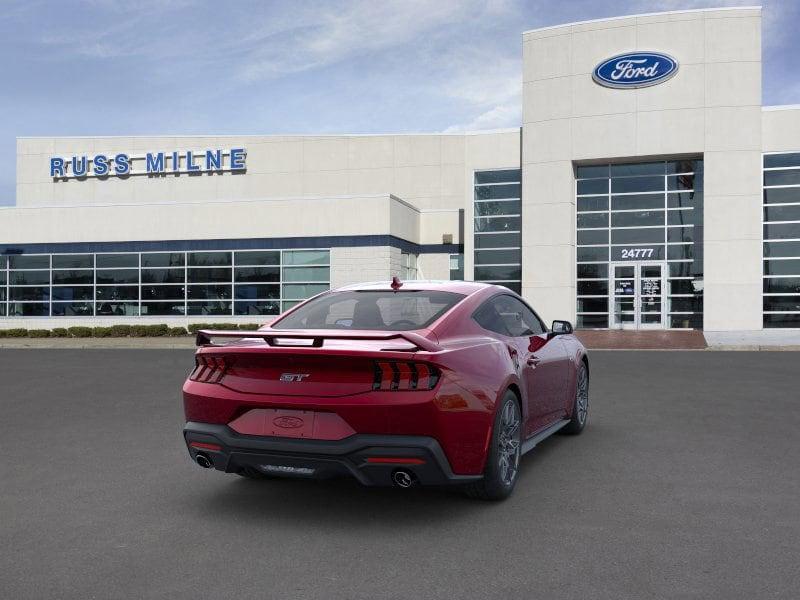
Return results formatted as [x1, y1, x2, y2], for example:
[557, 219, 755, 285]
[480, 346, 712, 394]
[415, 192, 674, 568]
[2, 6, 800, 336]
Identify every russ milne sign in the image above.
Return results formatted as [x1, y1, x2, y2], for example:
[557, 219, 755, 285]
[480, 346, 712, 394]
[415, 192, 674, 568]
[49, 148, 246, 179]
[593, 52, 678, 89]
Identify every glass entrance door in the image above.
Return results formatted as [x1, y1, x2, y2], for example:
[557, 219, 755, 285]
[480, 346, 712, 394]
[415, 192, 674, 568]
[610, 262, 666, 329]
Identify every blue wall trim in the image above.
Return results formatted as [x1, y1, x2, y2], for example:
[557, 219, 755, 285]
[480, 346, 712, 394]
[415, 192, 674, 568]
[0, 235, 463, 256]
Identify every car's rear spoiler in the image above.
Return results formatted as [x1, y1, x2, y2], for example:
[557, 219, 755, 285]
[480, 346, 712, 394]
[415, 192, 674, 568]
[195, 329, 442, 352]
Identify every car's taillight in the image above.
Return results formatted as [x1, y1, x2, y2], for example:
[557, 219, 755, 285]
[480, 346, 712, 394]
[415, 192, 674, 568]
[373, 361, 440, 391]
[189, 355, 228, 383]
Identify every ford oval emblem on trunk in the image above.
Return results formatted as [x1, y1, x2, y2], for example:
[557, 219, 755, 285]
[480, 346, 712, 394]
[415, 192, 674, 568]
[273, 416, 304, 429]
[593, 52, 678, 89]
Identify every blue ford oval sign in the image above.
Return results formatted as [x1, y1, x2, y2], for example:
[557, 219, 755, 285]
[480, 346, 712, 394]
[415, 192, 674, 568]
[593, 52, 678, 89]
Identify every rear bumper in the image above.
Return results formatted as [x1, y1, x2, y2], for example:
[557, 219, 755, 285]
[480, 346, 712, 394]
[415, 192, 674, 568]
[184, 422, 482, 487]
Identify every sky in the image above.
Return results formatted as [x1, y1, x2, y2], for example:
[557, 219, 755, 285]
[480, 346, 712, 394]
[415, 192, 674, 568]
[1, 0, 798, 206]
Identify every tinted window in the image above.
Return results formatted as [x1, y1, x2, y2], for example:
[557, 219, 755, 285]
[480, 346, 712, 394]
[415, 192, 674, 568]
[473, 295, 546, 337]
[273, 290, 464, 331]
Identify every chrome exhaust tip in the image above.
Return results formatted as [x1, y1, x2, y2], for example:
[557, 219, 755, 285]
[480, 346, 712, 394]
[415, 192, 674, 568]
[392, 469, 415, 488]
[195, 453, 213, 469]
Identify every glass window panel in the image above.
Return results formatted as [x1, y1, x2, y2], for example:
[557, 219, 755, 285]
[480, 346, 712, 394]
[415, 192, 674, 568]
[474, 170, 520, 184]
[10, 270, 50, 285]
[764, 205, 800, 223]
[141, 285, 185, 300]
[282, 301, 301, 312]
[611, 228, 665, 244]
[669, 314, 703, 328]
[474, 200, 521, 216]
[763, 241, 800, 258]
[669, 297, 703, 313]
[52, 302, 94, 316]
[577, 230, 608, 245]
[96, 302, 138, 316]
[475, 266, 521, 281]
[188, 252, 232, 267]
[95, 286, 138, 301]
[668, 227, 694, 243]
[763, 278, 800, 294]
[187, 301, 233, 316]
[187, 285, 232, 300]
[8, 302, 49, 316]
[611, 194, 664, 211]
[577, 281, 608, 295]
[668, 262, 696, 277]
[495, 282, 522, 294]
[52, 286, 93, 301]
[474, 232, 520, 249]
[9, 255, 49, 269]
[282, 283, 329, 299]
[141, 302, 185, 316]
[667, 209, 696, 225]
[10, 287, 50, 301]
[0, 272, 5, 286]
[667, 192, 700, 208]
[764, 259, 800, 276]
[187, 267, 231, 283]
[474, 184, 521, 200]
[233, 251, 279, 266]
[235, 301, 280, 316]
[669, 280, 701, 295]
[577, 179, 608, 195]
[576, 314, 608, 328]
[474, 216, 520, 232]
[141, 268, 185, 284]
[763, 297, 800, 312]
[611, 210, 664, 227]
[577, 264, 608, 279]
[141, 253, 185, 268]
[765, 153, 800, 168]
[52, 254, 93, 269]
[577, 246, 609, 262]
[610, 162, 664, 176]
[577, 212, 608, 228]
[474, 249, 521, 265]
[764, 223, 800, 240]
[96, 269, 138, 284]
[763, 188, 800, 205]
[577, 297, 608, 312]
[576, 165, 609, 179]
[611, 246, 665, 261]
[282, 266, 330, 282]
[96, 254, 137, 268]
[667, 244, 694, 260]
[234, 266, 280, 283]
[666, 160, 702, 174]
[577, 196, 608, 212]
[0, 304, 5, 316]
[667, 174, 697, 191]
[764, 313, 800, 328]
[282, 250, 329, 266]
[764, 170, 800, 187]
[52, 270, 92, 284]
[611, 176, 663, 194]
[234, 284, 280, 300]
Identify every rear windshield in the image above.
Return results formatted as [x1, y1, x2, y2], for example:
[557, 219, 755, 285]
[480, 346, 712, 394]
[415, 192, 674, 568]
[273, 290, 465, 331]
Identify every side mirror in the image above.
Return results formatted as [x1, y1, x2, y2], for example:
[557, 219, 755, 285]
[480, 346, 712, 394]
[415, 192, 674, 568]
[551, 320, 573, 335]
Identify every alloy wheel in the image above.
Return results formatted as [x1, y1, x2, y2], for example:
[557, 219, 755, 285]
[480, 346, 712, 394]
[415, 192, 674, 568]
[576, 366, 589, 425]
[497, 399, 521, 486]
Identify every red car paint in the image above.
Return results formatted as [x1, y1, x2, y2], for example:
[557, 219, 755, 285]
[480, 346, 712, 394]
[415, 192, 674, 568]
[182, 281, 587, 478]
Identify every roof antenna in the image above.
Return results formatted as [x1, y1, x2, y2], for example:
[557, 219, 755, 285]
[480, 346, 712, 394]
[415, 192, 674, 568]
[390, 275, 403, 292]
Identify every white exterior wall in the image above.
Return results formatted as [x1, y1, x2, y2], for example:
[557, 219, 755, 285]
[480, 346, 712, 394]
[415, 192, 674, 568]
[522, 7, 764, 329]
[330, 246, 395, 288]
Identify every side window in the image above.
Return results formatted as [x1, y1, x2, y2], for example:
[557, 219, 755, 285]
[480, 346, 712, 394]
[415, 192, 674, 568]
[475, 295, 546, 337]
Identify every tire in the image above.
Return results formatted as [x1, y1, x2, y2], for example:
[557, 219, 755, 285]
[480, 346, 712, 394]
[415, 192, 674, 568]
[561, 360, 589, 435]
[464, 390, 522, 501]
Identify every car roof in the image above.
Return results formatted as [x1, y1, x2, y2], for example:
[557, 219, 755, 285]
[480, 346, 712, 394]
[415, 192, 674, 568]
[334, 280, 499, 296]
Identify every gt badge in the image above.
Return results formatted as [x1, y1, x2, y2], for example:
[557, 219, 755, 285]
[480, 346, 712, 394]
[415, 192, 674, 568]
[279, 373, 310, 382]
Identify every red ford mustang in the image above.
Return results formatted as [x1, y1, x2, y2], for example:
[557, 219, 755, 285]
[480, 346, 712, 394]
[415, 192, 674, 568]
[183, 280, 589, 500]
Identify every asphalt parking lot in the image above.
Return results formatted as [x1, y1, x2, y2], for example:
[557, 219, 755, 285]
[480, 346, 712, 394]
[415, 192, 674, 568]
[1, 349, 798, 600]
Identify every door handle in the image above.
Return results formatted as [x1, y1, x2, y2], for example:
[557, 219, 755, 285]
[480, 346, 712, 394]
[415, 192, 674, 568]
[527, 355, 541, 366]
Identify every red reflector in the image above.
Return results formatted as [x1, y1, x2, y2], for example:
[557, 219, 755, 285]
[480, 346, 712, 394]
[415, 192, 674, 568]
[376, 362, 394, 390]
[415, 363, 431, 389]
[366, 457, 426, 465]
[395, 362, 413, 390]
[189, 441, 222, 452]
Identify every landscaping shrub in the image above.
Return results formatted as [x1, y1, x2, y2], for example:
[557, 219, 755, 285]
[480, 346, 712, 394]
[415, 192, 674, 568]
[129, 325, 149, 338]
[167, 326, 188, 337]
[0, 330, 7, 338]
[51, 328, 69, 338]
[187, 323, 211, 334]
[209, 322, 239, 330]
[238, 323, 261, 330]
[109, 324, 132, 337]
[68, 326, 93, 338]
[92, 327, 113, 338]
[144, 324, 169, 337]
[5, 328, 28, 337]
[27, 329, 51, 338]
